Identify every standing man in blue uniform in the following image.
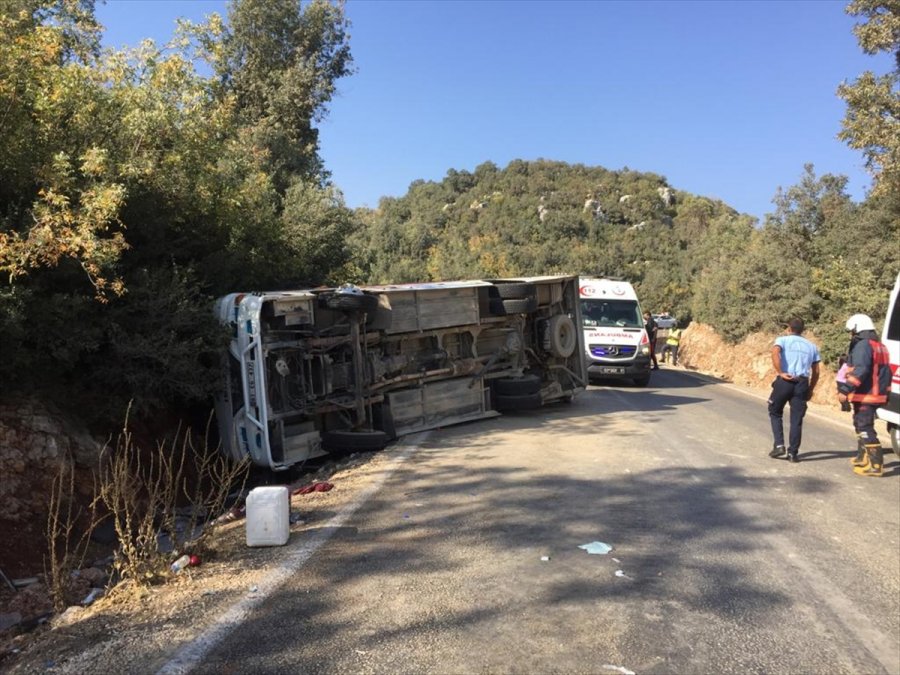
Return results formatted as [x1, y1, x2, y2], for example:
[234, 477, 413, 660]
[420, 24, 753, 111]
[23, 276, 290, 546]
[768, 318, 820, 463]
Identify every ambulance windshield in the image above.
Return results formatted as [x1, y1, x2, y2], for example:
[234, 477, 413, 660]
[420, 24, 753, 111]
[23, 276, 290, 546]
[580, 299, 642, 328]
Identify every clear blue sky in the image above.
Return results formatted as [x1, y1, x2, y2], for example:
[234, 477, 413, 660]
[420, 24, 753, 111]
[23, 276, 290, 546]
[96, 0, 891, 222]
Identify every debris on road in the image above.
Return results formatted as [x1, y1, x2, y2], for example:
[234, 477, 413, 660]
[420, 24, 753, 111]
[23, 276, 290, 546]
[578, 541, 612, 555]
[540, 556, 551, 562]
[292, 481, 334, 495]
[614, 570, 633, 580]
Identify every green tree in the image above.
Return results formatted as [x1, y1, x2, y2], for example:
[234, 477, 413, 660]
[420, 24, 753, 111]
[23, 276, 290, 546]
[837, 0, 900, 195]
[765, 164, 852, 263]
[216, 0, 354, 189]
[0, 0, 358, 424]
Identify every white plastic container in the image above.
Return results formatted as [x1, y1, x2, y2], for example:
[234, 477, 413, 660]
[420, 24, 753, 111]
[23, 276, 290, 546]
[245, 486, 290, 547]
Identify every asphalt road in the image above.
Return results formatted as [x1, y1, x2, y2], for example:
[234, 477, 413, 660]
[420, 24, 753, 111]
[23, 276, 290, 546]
[170, 368, 900, 675]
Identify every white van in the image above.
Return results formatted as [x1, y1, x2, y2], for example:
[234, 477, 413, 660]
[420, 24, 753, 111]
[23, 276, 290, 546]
[876, 272, 900, 454]
[578, 277, 652, 386]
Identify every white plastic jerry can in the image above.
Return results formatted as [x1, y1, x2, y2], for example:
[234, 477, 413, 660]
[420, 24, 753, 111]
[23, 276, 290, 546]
[245, 486, 290, 547]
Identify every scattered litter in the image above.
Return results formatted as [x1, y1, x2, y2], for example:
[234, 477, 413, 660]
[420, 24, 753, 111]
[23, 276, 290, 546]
[202, 590, 215, 596]
[170, 555, 189, 574]
[248, 586, 258, 594]
[157, 523, 205, 554]
[11, 577, 38, 589]
[292, 481, 334, 496]
[612, 558, 621, 563]
[211, 505, 246, 526]
[82, 588, 105, 606]
[602, 665, 635, 675]
[540, 556, 551, 562]
[355, 649, 367, 655]
[578, 541, 612, 555]
[614, 570, 633, 580]
[289, 512, 306, 525]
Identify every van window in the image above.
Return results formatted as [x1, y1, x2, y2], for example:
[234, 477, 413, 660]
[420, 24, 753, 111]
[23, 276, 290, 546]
[581, 299, 642, 328]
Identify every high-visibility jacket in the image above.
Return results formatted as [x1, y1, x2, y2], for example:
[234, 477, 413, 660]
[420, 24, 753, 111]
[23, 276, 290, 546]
[666, 328, 682, 346]
[843, 334, 889, 405]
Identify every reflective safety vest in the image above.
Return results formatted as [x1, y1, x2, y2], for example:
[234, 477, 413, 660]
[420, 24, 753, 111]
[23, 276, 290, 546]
[847, 339, 890, 405]
[666, 328, 682, 346]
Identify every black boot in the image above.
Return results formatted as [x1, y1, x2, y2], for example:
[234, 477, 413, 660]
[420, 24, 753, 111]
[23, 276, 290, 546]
[769, 444, 786, 458]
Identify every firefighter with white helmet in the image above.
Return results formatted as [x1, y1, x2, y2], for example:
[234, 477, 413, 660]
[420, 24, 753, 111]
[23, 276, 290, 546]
[845, 313, 877, 333]
[838, 313, 890, 476]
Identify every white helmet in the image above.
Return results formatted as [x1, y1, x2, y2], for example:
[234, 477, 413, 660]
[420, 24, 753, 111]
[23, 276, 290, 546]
[845, 313, 876, 332]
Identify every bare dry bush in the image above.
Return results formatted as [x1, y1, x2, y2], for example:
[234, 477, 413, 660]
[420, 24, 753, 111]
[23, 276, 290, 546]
[44, 462, 100, 612]
[96, 414, 249, 587]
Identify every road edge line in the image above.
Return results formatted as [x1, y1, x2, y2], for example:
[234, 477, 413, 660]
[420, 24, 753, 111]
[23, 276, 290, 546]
[156, 435, 426, 675]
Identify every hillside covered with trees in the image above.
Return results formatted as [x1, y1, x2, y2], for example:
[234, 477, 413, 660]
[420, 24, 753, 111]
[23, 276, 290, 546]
[0, 0, 897, 431]
[353, 158, 897, 364]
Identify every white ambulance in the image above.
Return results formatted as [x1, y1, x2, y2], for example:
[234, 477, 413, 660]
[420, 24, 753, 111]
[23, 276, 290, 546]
[579, 277, 652, 386]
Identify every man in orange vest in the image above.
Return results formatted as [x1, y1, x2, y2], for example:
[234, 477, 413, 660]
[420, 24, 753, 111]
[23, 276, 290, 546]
[837, 313, 890, 477]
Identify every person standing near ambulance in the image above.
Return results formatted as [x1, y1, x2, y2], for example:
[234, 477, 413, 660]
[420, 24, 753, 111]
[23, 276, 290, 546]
[661, 323, 682, 365]
[643, 312, 659, 370]
[838, 313, 890, 477]
[768, 318, 820, 463]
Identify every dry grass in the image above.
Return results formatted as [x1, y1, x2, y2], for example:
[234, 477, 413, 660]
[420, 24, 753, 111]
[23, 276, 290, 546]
[94, 412, 249, 587]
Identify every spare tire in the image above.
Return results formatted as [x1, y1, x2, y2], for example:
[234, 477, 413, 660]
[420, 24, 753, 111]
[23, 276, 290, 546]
[488, 282, 537, 299]
[547, 314, 577, 358]
[489, 297, 537, 315]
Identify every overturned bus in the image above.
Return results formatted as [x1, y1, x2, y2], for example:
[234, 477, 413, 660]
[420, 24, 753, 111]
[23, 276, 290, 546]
[215, 276, 586, 470]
